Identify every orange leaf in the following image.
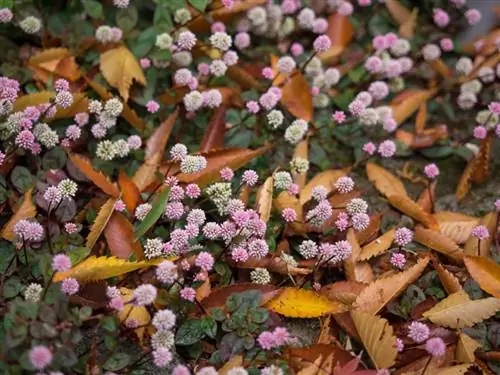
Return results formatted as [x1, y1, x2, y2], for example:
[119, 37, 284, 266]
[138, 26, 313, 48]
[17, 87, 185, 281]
[300, 169, 349, 205]
[416, 181, 436, 213]
[399, 8, 418, 39]
[320, 281, 367, 305]
[456, 158, 475, 202]
[464, 255, 500, 298]
[1, 189, 37, 242]
[391, 88, 437, 125]
[160, 86, 189, 105]
[69, 153, 120, 197]
[432, 257, 462, 294]
[430, 59, 452, 79]
[471, 133, 492, 184]
[387, 194, 438, 229]
[13, 91, 88, 121]
[355, 214, 381, 245]
[133, 152, 162, 192]
[384, 0, 412, 25]
[359, 229, 396, 261]
[434, 211, 479, 244]
[319, 13, 353, 63]
[292, 138, 309, 189]
[282, 72, 313, 122]
[227, 65, 263, 90]
[464, 212, 497, 257]
[104, 212, 143, 259]
[255, 176, 274, 223]
[353, 256, 430, 314]
[29, 48, 82, 82]
[145, 108, 179, 159]
[414, 226, 463, 261]
[415, 103, 427, 133]
[366, 162, 407, 198]
[199, 105, 227, 153]
[118, 170, 141, 213]
[274, 191, 305, 234]
[86, 198, 117, 249]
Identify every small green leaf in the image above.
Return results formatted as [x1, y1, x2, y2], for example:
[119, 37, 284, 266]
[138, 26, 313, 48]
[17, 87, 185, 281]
[68, 247, 90, 266]
[82, 0, 104, 19]
[104, 353, 130, 371]
[116, 5, 138, 33]
[42, 147, 67, 170]
[135, 188, 170, 238]
[11, 166, 33, 192]
[3, 277, 22, 298]
[101, 316, 118, 332]
[176, 319, 205, 346]
[0, 0, 14, 8]
[201, 316, 217, 339]
[420, 146, 454, 159]
[154, 5, 173, 33]
[188, 0, 209, 12]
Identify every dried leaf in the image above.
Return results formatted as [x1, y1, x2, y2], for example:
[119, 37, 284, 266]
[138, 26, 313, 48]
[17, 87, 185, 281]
[274, 191, 304, 234]
[356, 214, 381, 245]
[69, 153, 120, 197]
[366, 163, 407, 198]
[414, 226, 463, 261]
[388, 194, 438, 229]
[456, 158, 475, 202]
[300, 169, 348, 205]
[344, 229, 375, 284]
[464, 212, 497, 257]
[13, 91, 88, 121]
[53, 256, 163, 283]
[463, 255, 500, 298]
[86, 198, 117, 249]
[471, 133, 492, 184]
[100, 46, 146, 102]
[104, 212, 143, 260]
[133, 152, 161, 192]
[118, 170, 141, 213]
[384, 0, 412, 25]
[199, 105, 227, 153]
[29, 48, 81, 82]
[432, 258, 462, 294]
[202, 284, 279, 310]
[434, 211, 479, 244]
[359, 229, 396, 261]
[430, 59, 452, 79]
[435, 365, 472, 375]
[265, 288, 347, 318]
[319, 13, 353, 63]
[227, 65, 263, 90]
[255, 176, 274, 223]
[145, 108, 178, 159]
[422, 290, 500, 328]
[1, 189, 37, 242]
[399, 8, 418, 39]
[417, 181, 436, 213]
[391, 89, 437, 125]
[415, 103, 427, 134]
[282, 71, 313, 122]
[218, 355, 243, 375]
[117, 287, 150, 342]
[351, 311, 397, 369]
[456, 333, 480, 363]
[292, 139, 309, 189]
[353, 256, 430, 314]
[320, 281, 366, 305]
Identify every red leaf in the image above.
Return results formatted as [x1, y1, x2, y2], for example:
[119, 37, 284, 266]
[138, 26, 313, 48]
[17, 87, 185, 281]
[199, 105, 228, 152]
[104, 212, 143, 259]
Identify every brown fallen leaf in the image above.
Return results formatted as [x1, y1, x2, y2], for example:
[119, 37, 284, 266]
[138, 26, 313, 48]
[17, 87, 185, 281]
[292, 138, 309, 189]
[29, 47, 81, 82]
[432, 257, 462, 294]
[463, 255, 500, 298]
[202, 283, 279, 310]
[104, 212, 143, 260]
[344, 229, 374, 284]
[464, 211, 497, 257]
[320, 281, 366, 305]
[281, 71, 313, 122]
[434, 211, 479, 244]
[69, 153, 120, 197]
[0, 189, 37, 242]
[366, 162, 407, 198]
[430, 59, 452, 79]
[199, 105, 228, 153]
[455, 157, 475, 202]
[416, 181, 436, 213]
[471, 133, 492, 184]
[13, 91, 88, 121]
[145, 108, 179, 159]
[319, 12, 353, 63]
[384, 0, 412, 25]
[255, 176, 274, 223]
[359, 228, 396, 261]
[274, 191, 305, 234]
[132, 152, 162, 193]
[118, 170, 141, 213]
[355, 214, 381, 245]
[86, 198, 117, 250]
[414, 226, 463, 261]
[415, 103, 427, 134]
[218, 355, 243, 375]
[391, 88, 437, 125]
[399, 8, 418, 39]
[300, 169, 349, 205]
[456, 332, 480, 363]
[388, 194, 439, 230]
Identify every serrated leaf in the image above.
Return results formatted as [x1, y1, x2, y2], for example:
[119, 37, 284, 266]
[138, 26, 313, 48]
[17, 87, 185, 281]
[353, 256, 429, 314]
[69, 154, 119, 197]
[388, 194, 438, 229]
[135, 188, 170, 238]
[471, 133, 492, 184]
[255, 176, 273, 223]
[53, 256, 163, 283]
[434, 211, 479, 244]
[300, 169, 349, 205]
[100, 46, 146, 102]
[391, 89, 437, 125]
[366, 162, 407, 198]
[463, 255, 500, 298]
[133, 152, 161, 192]
[117, 288, 150, 342]
[86, 198, 117, 249]
[145, 108, 178, 159]
[13, 91, 88, 121]
[344, 229, 374, 284]
[265, 288, 347, 318]
[359, 228, 395, 261]
[1, 189, 37, 242]
[104, 213, 143, 260]
[422, 290, 500, 328]
[351, 311, 397, 369]
[456, 333, 480, 363]
[464, 212, 497, 257]
[432, 258, 462, 294]
[118, 170, 140, 213]
[28, 48, 81, 82]
[414, 226, 463, 261]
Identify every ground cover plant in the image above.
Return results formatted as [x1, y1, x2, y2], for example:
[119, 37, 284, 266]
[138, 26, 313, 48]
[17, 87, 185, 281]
[0, 0, 500, 374]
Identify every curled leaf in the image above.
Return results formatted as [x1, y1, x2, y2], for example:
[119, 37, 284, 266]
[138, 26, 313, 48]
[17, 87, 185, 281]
[255, 176, 274, 223]
[1, 189, 37, 242]
[359, 229, 396, 261]
[69, 153, 120, 197]
[434, 211, 479, 244]
[86, 198, 117, 250]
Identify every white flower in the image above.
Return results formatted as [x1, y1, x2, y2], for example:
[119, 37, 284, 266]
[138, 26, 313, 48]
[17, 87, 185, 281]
[267, 110, 284, 129]
[210, 60, 228, 77]
[456, 57, 473, 75]
[24, 283, 43, 302]
[210, 32, 232, 51]
[390, 39, 411, 57]
[183, 91, 204, 112]
[20, 16, 41, 34]
[156, 33, 173, 50]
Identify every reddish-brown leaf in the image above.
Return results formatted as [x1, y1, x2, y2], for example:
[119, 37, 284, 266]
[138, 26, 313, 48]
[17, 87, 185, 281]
[69, 153, 120, 197]
[415, 103, 427, 133]
[199, 105, 227, 153]
[118, 170, 141, 213]
[319, 13, 353, 63]
[471, 133, 492, 184]
[104, 212, 143, 259]
[388, 194, 439, 229]
[282, 72, 313, 122]
[201, 283, 279, 310]
[145, 108, 178, 159]
[417, 181, 436, 213]
[391, 89, 437, 125]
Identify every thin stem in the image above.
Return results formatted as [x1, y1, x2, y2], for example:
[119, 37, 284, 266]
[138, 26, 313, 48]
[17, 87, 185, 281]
[300, 51, 317, 74]
[421, 356, 432, 375]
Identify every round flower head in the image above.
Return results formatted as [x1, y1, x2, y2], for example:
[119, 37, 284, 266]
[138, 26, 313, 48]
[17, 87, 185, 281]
[58, 179, 78, 198]
[277, 56, 296, 74]
[133, 284, 157, 305]
[250, 268, 271, 285]
[0, 8, 13, 23]
[180, 155, 207, 174]
[152, 309, 176, 331]
[465, 9, 481, 25]
[24, 283, 43, 302]
[231, 247, 249, 262]
[52, 254, 72, 272]
[177, 30, 197, 50]
[351, 213, 370, 231]
[156, 261, 178, 284]
[422, 44, 441, 61]
[395, 227, 413, 246]
[390, 252, 406, 269]
[242, 170, 259, 186]
[365, 56, 383, 73]
[407, 321, 430, 343]
[61, 277, 79, 295]
[153, 348, 173, 368]
[195, 252, 214, 271]
[471, 225, 489, 240]
[298, 239, 319, 259]
[425, 337, 446, 357]
[180, 287, 196, 302]
[210, 31, 232, 51]
[378, 140, 396, 158]
[281, 207, 297, 222]
[313, 35, 331, 52]
[20, 16, 42, 34]
[433, 8, 450, 28]
[29, 346, 53, 370]
[338, 1, 353, 16]
[234, 32, 250, 49]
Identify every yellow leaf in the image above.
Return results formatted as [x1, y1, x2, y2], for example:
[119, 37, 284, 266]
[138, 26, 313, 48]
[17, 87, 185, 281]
[265, 288, 347, 318]
[414, 226, 464, 261]
[53, 256, 164, 283]
[391, 89, 437, 125]
[359, 229, 396, 261]
[388, 194, 438, 229]
[255, 176, 274, 223]
[100, 46, 146, 102]
[434, 211, 479, 244]
[86, 198, 117, 249]
[432, 258, 462, 294]
[435, 365, 472, 375]
[464, 212, 497, 257]
[300, 169, 348, 205]
[133, 152, 162, 192]
[422, 290, 500, 328]
[13, 91, 88, 121]
[456, 333, 480, 363]
[366, 162, 407, 198]
[69, 153, 120, 197]
[1, 189, 37, 242]
[351, 311, 397, 369]
[218, 355, 243, 375]
[117, 288, 150, 342]
[464, 255, 500, 298]
[353, 256, 429, 314]
[344, 228, 374, 284]
[292, 139, 309, 189]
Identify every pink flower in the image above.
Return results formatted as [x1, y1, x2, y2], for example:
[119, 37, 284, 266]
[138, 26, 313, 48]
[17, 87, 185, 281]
[262, 67, 274, 80]
[365, 56, 383, 74]
[291, 43, 304, 56]
[287, 183, 300, 196]
[185, 183, 201, 199]
[311, 87, 320, 96]
[408, 321, 430, 343]
[198, 63, 210, 75]
[55, 78, 69, 92]
[258, 331, 276, 350]
[273, 327, 290, 346]
[424, 163, 440, 179]
[495, 199, 500, 212]
[351, 213, 370, 231]
[132, 284, 157, 305]
[332, 110, 346, 123]
[246, 100, 260, 114]
[146, 100, 160, 113]
[373, 35, 387, 50]
[172, 365, 191, 375]
[140, 58, 151, 69]
[211, 22, 225, 33]
[15, 129, 35, 149]
[52, 254, 72, 272]
[222, 0, 233, 8]
[385, 32, 398, 47]
[109, 296, 124, 311]
[61, 277, 80, 295]
[338, 1, 353, 16]
[383, 118, 397, 133]
[234, 32, 250, 49]
[29, 346, 53, 370]
[180, 287, 196, 302]
[282, 207, 297, 222]
[488, 102, 500, 115]
[358, 0, 372, 7]
[425, 337, 446, 357]
[195, 252, 214, 271]
[395, 338, 405, 352]
[363, 142, 376, 155]
[153, 348, 173, 368]
[471, 225, 489, 240]
[335, 176, 354, 193]
[378, 140, 396, 158]
[242, 170, 259, 186]
[0, 8, 13, 23]
[259, 91, 279, 110]
[390, 252, 407, 269]
[0, 150, 4, 166]
[113, 199, 126, 212]
[313, 35, 331, 53]
[465, 9, 481, 25]
[348, 100, 365, 115]
[440, 38, 454, 52]
[433, 8, 450, 28]
[313, 18, 328, 34]
[231, 247, 249, 262]
[473, 126, 488, 139]
[335, 212, 349, 231]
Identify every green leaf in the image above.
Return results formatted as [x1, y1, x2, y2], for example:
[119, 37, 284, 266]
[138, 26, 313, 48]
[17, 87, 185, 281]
[154, 5, 173, 33]
[420, 146, 454, 159]
[3, 277, 22, 298]
[131, 27, 157, 57]
[164, 0, 186, 10]
[68, 247, 91, 266]
[0, 0, 14, 8]
[188, 0, 209, 12]
[11, 166, 33, 192]
[101, 316, 118, 332]
[104, 353, 130, 371]
[42, 147, 67, 170]
[135, 188, 170, 238]
[249, 308, 269, 324]
[116, 5, 138, 33]
[348, 65, 366, 83]
[82, 0, 104, 19]
[176, 319, 206, 345]
[201, 316, 217, 339]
